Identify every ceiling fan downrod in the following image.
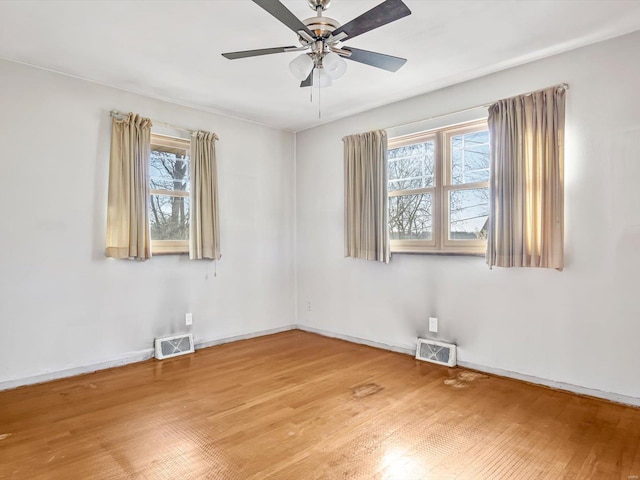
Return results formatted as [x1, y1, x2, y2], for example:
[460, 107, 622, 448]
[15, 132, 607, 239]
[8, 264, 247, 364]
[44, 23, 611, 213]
[307, 0, 332, 14]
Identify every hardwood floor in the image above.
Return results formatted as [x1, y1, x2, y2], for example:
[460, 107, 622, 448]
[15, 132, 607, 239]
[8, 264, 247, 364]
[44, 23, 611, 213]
[1, 330, 639, 479]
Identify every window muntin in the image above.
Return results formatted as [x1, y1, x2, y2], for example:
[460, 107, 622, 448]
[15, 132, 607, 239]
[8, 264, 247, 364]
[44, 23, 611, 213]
[149, 134, 191, 254]
[388, 141, 435, 191]
[388, 120, 489, 254]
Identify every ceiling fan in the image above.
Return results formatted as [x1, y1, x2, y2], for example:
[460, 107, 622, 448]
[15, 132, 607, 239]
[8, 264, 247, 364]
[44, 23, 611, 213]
[222, 0, 412, 88]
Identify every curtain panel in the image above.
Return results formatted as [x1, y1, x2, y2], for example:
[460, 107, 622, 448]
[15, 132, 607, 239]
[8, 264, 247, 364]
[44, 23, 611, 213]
[105, 113, 152, 260]
[189, 131, 221, 260]
[486, 86, 566, 270]
[343, 130, 390, 263]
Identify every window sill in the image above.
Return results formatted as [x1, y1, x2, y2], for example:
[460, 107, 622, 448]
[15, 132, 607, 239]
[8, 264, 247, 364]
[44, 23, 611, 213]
[390, 249, 486, 257]
[152, 240, 189, 255]
[389, 244, 488, 258]
[152, 251, 189, 256]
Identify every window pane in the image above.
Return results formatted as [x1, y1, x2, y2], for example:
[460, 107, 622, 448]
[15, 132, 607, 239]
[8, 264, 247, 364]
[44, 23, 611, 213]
[150, 149, 190, 192]
[388, 141, 435, 191]
[451, 130, 489, 185]
[150, 195, 190, 240]
[449, 188, 489, 240]
[389, 193, 432, 240]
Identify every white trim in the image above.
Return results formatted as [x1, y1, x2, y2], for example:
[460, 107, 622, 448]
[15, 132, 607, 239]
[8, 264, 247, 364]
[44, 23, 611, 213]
[194, 325, 296, 350]
[0, 56, 291, 133]
[0, 325, 297, 392]
[0, 348, 154, 392]
[388, 119, 489, 255]
[457, 361, 640, 408]
[298, 326, 640, 408]
[297, 325, 416, 356]
[3, 324, 638, 408]
[387, 108, 489, 140]
[293, 132, 299, 327]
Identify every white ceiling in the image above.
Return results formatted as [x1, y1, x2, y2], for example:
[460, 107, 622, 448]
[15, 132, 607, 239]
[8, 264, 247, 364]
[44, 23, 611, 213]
[1, 0, 640, 132]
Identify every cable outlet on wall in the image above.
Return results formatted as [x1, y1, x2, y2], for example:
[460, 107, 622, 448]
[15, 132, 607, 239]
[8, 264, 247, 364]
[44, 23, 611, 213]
[428, 317, 438, 333]
[185, 313, 193, 326]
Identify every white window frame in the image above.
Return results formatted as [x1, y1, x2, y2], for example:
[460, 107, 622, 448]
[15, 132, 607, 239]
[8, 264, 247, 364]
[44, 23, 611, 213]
[149, 133, 191, 255]
[388, 119, 489, 255]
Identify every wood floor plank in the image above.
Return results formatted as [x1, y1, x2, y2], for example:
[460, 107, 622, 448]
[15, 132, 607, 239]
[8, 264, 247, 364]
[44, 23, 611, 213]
[1, 330, 639, 479]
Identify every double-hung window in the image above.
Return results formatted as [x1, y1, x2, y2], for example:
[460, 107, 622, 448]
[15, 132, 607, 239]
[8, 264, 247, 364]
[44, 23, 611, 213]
[149, 133, 191, 254]
[388, 119, 489, 254]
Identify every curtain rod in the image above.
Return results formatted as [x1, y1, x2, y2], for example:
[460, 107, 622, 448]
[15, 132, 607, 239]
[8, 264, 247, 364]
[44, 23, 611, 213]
[386, 82, 569, 133]
[110, 110, 198, 136]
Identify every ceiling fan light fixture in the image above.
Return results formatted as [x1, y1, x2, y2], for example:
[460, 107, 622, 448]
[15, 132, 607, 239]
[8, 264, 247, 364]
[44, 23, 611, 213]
[222, 0, 412, 91]
[323, 52, 347, 80]
[289, 54, 315, 81]
[312, 67, 333, 88]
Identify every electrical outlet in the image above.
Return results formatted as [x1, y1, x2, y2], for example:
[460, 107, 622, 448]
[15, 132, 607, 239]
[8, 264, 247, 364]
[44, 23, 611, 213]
[185, 313, 193, 326]
[429, 317, 438, 333]
[306, 301, 311, 312]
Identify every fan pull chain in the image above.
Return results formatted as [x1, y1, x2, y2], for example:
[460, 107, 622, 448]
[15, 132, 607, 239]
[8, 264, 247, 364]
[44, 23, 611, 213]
[318, 80, 321, 119]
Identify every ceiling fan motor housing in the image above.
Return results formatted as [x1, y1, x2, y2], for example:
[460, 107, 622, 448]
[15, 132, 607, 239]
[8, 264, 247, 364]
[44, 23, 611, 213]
[302, 16, 340, 40]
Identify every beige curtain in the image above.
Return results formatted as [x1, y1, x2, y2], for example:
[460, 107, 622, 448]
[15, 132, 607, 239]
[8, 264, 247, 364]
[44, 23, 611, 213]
[486, 86, 566, 270]
[105, 113, 152, 260]
[190, 131, 221, 260]
[344, 130, 390, 263]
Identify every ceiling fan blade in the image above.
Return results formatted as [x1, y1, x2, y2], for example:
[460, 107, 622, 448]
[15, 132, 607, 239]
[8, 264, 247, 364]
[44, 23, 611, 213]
[343, 47, 407, 72]
[252, 0, 315, 38]
[300, 70, 314, 88]
[222, 46, 297, 60]
[332, 0, 411, 41]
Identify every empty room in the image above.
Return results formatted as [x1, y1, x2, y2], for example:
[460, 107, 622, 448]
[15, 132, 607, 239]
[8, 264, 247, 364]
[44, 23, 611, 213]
[1, 0, 640, 478]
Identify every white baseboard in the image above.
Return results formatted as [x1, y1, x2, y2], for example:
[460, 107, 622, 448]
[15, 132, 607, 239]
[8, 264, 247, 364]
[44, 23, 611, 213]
[456, 361, 640, 408]
[0, 325, 298, 392]
[0, 348, 154, 392]
[298, 325, 640, 408]
[297, 325, 417, 356]
[194, 324, 296, 350]
[4, 323, 639, 408]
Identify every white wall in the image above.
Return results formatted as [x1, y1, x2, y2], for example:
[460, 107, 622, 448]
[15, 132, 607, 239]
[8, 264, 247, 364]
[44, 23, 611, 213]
[0, 59, 296, 385]
[3, 31, 639, 402]
[296, 31, 640, 401]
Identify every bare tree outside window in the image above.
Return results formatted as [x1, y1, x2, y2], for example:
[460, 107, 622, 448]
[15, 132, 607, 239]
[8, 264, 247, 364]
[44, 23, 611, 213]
[388, 142, 434, 240]
[387, 120, 489, 253]
[149, 134, 191, 254]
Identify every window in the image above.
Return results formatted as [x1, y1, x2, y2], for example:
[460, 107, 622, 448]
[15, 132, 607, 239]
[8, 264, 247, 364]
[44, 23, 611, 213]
[388, 119, 489, 254]
[149, 133, 191, 254]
